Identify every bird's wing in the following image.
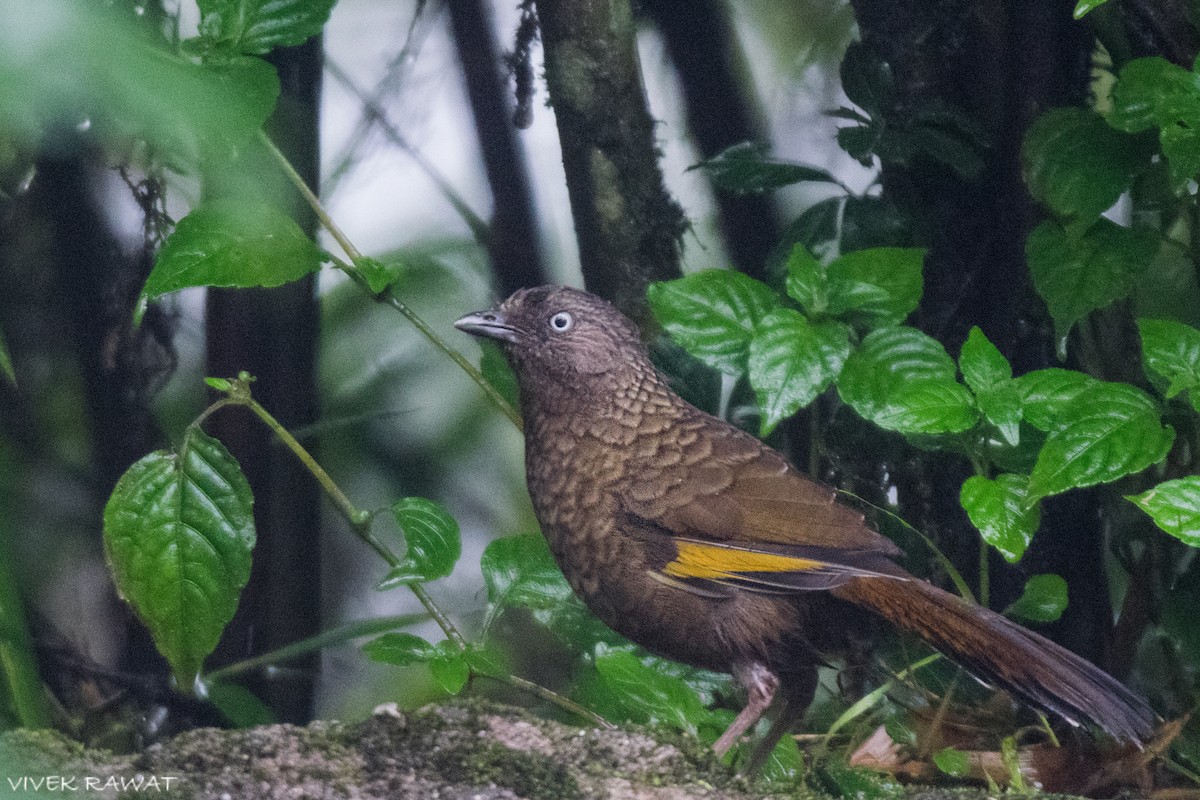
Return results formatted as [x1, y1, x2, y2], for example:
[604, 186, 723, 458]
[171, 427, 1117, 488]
[619, 413, 906, 595]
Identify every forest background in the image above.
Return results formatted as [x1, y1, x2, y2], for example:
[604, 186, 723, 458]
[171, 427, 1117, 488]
[3, 0, 1200, 794]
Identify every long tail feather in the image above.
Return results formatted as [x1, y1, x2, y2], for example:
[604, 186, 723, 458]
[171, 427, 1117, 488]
[834, 577, 1156, 744]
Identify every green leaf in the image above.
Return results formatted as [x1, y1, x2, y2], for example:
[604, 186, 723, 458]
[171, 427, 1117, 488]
[1026, 219, 1159, 347]
[354, 256, 401, 295]
[784, 244, 828, 315]
[1160, 123, 1200, 185]
[207, 682, 276, 728]
[976, 382, 1023, 446]
[103, 429, 255, 686]
[480, 535, 608, 647]
[959, 327, 1012, 394]
[1011, 368, 1098, 431]
[960, 474, 1041, 563]
[384, 497, 461, 585]
[462, 644, 507, 678]
[591, 648, 710, 736]
[647, 271, 781, 375]
[906, 112, 986, 179]
[775, 196, 914, 274]
[818, 761, 905, 800]
[883, 715, 918, 747]
[197, 0, 337, 56]
[1109, 57, 1200, 133]
[838, 123, 884, 167]
[960, 328, 1020, 444]
[825, 248, 925, 325]
[839, 99, 987, 177]
[361, 632, 436, 666]
[0, 5, 280, 170]
[1139, 318, 1200, 402]
[866, 380, 978, 434]
[1129, 477, 1200, 547]
[1132, 230, 1200, 325]
[144, 199, 324, 299]
[480, 534, 572, 611]
[1110, 57, 1200, 183]
[691, 142, 840, 194]
[1028, 382, 1174, 498]
[933, 747, 972, 778]
[1022, 108, 1152, 220]
[748, 310, 851, 436]
[1008, 574, 1069, 623]
[365, 637, 491, 697]
[204, 377, 233, 392]
[840, 41, 894, 116]
[429, 642, 471, 695]
[838, 326, 979, 434]
[1074, 0, 1111, 17]
[759, 737, 803, 784]
[0, 326, 14, 387]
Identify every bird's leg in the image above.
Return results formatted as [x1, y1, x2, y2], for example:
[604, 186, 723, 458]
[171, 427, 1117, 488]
[744, 667, 818, 774]
[713, 662, 780, 757]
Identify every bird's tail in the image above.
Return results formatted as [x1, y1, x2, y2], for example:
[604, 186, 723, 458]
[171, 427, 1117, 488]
[833, 576, 1156, 744]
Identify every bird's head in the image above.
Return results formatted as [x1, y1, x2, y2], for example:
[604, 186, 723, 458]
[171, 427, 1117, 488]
[454, 285, 648, 390]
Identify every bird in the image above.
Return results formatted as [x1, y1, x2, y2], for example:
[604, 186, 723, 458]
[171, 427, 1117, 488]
[454, 284, 1156, 765]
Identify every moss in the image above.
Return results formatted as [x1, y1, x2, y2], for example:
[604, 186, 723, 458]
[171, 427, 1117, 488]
[0, 703, 1104, 799]
[0, 728, 93, 772]
[435, 740, 580, 800]
[618, 724, 736, 788]
[118, 788, 196, 800]
[0, 726, 132, 792]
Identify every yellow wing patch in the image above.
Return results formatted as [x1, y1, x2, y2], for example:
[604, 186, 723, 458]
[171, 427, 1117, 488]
[663, 540, 826, 580]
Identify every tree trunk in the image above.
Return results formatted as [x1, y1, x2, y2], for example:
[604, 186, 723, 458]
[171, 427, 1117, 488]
[206, 38, 323, 724]
[532, 0, 686, 322]
[447, 0, 548, 296]
[643, 0, 780, 281]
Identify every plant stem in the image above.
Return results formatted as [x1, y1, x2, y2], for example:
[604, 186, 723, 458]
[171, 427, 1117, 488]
[969, 454, 991, 608]
[1163, 756, 1200, 787]
[978, 537, 990, 608]
[204, 381, 593, 726]
[259, 131, 363, 263]
[181, 397, 236, 462]
[244, 396, 368, 539]
[262, 133, 523, 430]
[0, 524, 51, 728]
[329, 253, 523, 430]
[479, 672, 615, 729]
[917, 673, 957, 759]
[409, 583, 468, 650]
[378, 285, 523, 431]
[822, 652, 942, 743]
[204, 613, 430, 683]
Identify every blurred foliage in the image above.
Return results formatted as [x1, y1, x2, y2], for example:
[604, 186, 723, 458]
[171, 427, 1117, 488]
[5, 0, 1200, 796]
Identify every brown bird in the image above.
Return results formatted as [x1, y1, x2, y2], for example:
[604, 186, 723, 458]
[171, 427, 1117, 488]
[455, 285, 1155, 763]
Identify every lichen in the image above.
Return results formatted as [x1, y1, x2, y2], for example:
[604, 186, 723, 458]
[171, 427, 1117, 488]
[0, 702, 1106, 799]
[436, 741, 580, 800]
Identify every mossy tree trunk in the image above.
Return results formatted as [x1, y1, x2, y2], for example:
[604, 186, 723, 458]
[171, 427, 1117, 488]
[532, 0, 687, 323]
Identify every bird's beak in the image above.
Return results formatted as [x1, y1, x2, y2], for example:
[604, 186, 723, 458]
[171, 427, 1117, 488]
[453, 309, 521, 343]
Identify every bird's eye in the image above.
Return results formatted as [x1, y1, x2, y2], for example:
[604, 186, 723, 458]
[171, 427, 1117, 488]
[549, 311, 573, 332]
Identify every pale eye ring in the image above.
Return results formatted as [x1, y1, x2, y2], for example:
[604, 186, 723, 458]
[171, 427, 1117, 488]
[549, 311, 573, 332]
